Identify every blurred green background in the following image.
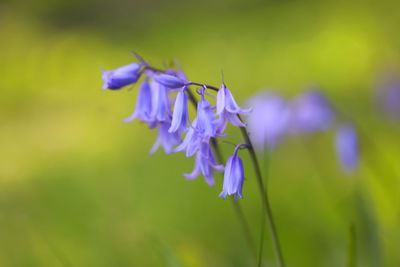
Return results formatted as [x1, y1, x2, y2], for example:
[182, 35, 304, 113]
[1, 0, 400, 266]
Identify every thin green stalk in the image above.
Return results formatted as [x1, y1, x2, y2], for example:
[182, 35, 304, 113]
[239, 125, 285, 267]
[257, 205, 266, 267]
[257, 152, 270, 267]
[347, 224, 356, 267]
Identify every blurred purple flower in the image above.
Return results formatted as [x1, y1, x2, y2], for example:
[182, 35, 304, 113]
[184, 141, 224, 186]
[154, 73, 186, 89]
[219, 144, 245, 200]
[216, 83, 251, 128]
[289, 90, 335, 133]
[376, 81, 400, 120]
[335, 124, 358, 173]
[150, 121, 181, 154]
[124, 81, 152, 124]
[101, 63, 141, 90]
[246, 92, 291, 151]
[169, 88, 189, 133]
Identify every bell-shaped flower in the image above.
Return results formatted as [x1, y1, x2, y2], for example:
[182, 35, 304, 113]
[196, 99, 218, 138]
[216, 84, 251, 128]
[150, 121, 181, 154]
[335, 124, 358, 173]
[184, 141, 224, 186]
[150, 81, 172, 123]
[124, 81, 152, 124]
[173, 119, 202, 157]
[154, 73, 186, 89]
[219, 144, 245, 200]
[246, 92, 291, 151]
[101, 63, 141, 90]
[169, 88, 189, 133]
[289, 90, 335, 133]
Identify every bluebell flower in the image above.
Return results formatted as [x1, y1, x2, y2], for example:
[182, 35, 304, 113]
[184, 141, 224, 186]
[173, 118, 202, 157]
[246, 92, 291, 151]
[335, 124, 358, 173]
[124, 81, 152, 123]
[216, 83, 251, 128]
[101, 63, 141, 90]
[196, 99, 218, 138]
[154, 73, 186, 89]
[150, 121, 181, 154]
[219, 144, 245, 200]
[289, 90, 335, 133]
[376, 80, 400, 120]
[169, 88, 189, 133]
[150, 81, 172, 123]
[165, 70, 188, 83]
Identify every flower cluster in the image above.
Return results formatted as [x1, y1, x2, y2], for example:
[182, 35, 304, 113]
[101, 55, 249, 199]
[245, 89, 359, 173]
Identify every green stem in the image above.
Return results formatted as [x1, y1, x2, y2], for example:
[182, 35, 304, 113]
[239, 125, 285, 267]
[347, 224, 356, 267]
[257, 205, 266, 267]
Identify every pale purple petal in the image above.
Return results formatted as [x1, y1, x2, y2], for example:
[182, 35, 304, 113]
[124, 81, 152, 123]
[169, 89, 189, 133]
[154, 73, 186, 89]
[101, 63, 141, 90]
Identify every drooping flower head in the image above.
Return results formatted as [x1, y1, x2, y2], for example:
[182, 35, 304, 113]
[335, 124, 358, 173]
[289, 90, 335, 134]
[216, 83, 252, 129]
[101, 63, 141, 90]
[150, 121, 181, 154]
[169, 87, 189, 133]
[124, 80, 152, 124]
[150, 81, 172, 124]
[196, 96, 219, 138]
[246, 91, 291, 151]
[219, 144, 246, 200]
[184, 141, 224, 186]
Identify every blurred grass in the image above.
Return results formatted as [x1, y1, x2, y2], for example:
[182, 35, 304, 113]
[0, 0, 400, 266]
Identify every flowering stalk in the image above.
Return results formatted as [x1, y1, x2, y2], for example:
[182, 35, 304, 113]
[101, 53, 283, 264]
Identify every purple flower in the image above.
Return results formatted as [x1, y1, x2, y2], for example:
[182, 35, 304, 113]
[150, 82, 172, 123]
[196, 99, 218, 138]
[216, 83, 251, 128]
[169, 88, 189, 133]
[101, 63, 141, 90]
[219, 144, 245, 200]
[289, 90, 335, 133]
[124, 81, 152, 123]
[184, 141, 224, 186]
[173, 118, 202, 157]
[246, 92, 291, 151]
[150, 121, 181, 154]
[335, 124, 358, 173]
[154, 73, 186, 89]
[376, 80, 400, 120]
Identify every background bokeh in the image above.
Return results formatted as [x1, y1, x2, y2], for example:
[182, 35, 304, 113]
[1, 0, 400, 266]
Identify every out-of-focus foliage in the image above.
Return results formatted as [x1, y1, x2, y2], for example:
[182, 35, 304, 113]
[1, 0, 400, 266]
